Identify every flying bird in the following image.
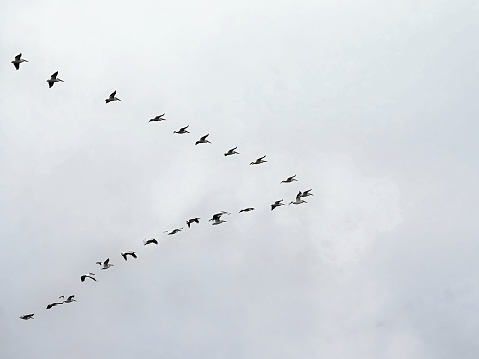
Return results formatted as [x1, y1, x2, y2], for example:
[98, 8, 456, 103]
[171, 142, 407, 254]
[19, 314, 34, 320]
[96, 258, 114, 270]
[12, 53, 28, 70]
[250, 155, 267, 165]
[300, 189, 314, 197]
[239, 207, 255, 213]
[281, 175, 298, 183]
[186, 218, 200, 228]
[63, 295, 76, 304]
[121, 251, 137, 261]
[209, 211, 230, 223]
[46, 302, 64, 310]
[47, 71, 63, 88]
[81, 273, 97, 282]
[271, 199, 285, 211]
[211, 217, 226, 225]
[224, 147, 239, 156]
[174, 125, 190, 134]
[149, 113, 166, 122]
[143, 238, 158, 245]
[163, 228, 183, 235]
[290, 192, 307, 205]
[195, 134, 211, 145]
[105, 90, 121, 103]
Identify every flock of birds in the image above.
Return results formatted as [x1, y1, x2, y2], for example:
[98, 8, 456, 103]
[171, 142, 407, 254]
[12, 53, 314, 321]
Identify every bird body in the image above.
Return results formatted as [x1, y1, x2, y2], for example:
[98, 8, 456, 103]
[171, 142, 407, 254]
[239, 207, 255, 213]
[164, 228, 183, 235]
[46, 302, 64, 310]
[224, 147, 239, 156]
[63, 295, 76, 303]
[212, 218, 226, 225]
[47, 71, 63, 88]
[281, 175, 298, 183]
[186, 218, 200, 228]
[195, 134, 211, 145]
[174, 125, 190, 134]
[143, 238, 158, 245]
[271, 199, 285, 210]
[12, 53, 28, 70]
[97, 258, 114, 270]
[209, 211, 230, 222]
[105, 90, 121, 103]
[121, 251, 137, 261]
[81, 273, 97, 282]
[250, 155, 267, 165]
[149, 114, 166, 122]
[20, 314, 34, 320]
[290, 192, 307, 205]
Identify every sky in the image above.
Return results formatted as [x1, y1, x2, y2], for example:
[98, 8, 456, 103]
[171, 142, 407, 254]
[1, 0, 479, 358]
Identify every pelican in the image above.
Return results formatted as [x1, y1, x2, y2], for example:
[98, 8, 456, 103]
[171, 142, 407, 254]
[46, 302, 64, 310]
[186, 218, 200, 228]
[47, 71, 63, 88]
[105, 90, 121, 103]
[271, 199, 285, 211]
[290, 192, 307, 205]
[19, 314, 34, 320]
[209, 211, 230, 223]
[163, 228, 183, 235]
[250, 155, 267, 165]
[121, 251, 137, 261]
[143, 238, 158, 245]
[281, 175, 298, 184]
[224, 146, 239, 156]
[63, 295, 76, 304]
[300, 189, 314, 197]
[81, 273, 97, 282]
[174, 125, 190, 134]
[149, 113, 166, 122]
[239, 207, 255, 213]
[97, 258, 114, 270]
[195, 133, 211, 145]
[12, 53, 28, 70]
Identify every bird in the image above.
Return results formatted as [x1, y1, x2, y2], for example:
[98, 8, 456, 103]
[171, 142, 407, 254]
[290, 192, 307, 205]
[212, 217, 226, 225]
[239, 207, 255, 213]
[300, 189, 314, 197]
[63, 295, 76, 304]
[19, 314, 34, 320]
[47, 71, 63, 88]
[46, 302, 64, 310]
[281, 175, 298, 183]
[81, 273, 97, 282]
[163, 228, 183, 235]
[96, 258, 114, 270]
[121, 251, 137, 261]
[143, 238, 158, 245]
[12, 53, 28, 70]
[224, 147, 239, 156]
[174, 125, 190, 134]
[105, 90, 121, 103]
[149, 113, 166, 122]
[186, 218, 200, 228]
[271, 199, 285, 211]
[209, 211, 230, 223]
[250, 155, 267, 165]
[195, 134, 211, 145]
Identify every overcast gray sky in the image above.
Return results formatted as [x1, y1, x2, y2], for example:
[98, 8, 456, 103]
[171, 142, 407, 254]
[1, 0, 479, 358]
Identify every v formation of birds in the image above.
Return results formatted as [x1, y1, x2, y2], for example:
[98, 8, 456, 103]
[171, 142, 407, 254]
[12, 53, 314, 321]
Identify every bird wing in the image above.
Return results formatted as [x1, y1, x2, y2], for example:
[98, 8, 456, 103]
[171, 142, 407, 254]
[81, 275, 86, 282]
[201, 134, 209, 140]
[51, 71, 58, 79]
[110, 90, 116, 98]
[67, 295, 75, 301]
[296, 192, 302, 201]
[131, 252, 137, 258]
[48, 81, 54, 88]
[15, 54, 21, 60]
[14, 62, 19, 70]
[259, 155, 266, 160]
[104, 258, 110, 266]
